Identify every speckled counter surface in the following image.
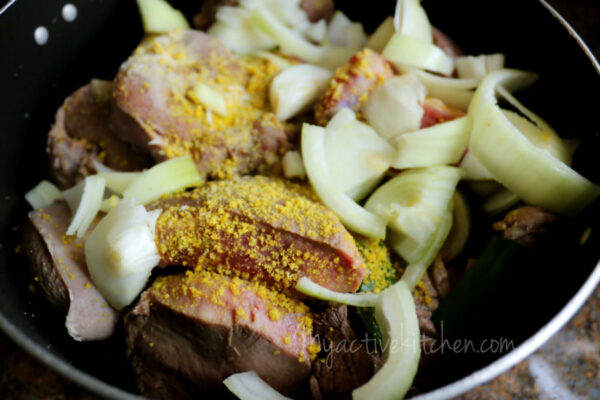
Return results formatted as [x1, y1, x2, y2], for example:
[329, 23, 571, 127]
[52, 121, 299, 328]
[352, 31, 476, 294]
[1, 0, 599, 399]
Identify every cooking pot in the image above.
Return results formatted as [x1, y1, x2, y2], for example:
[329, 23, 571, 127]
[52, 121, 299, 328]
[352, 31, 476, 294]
[1, 0, 599, 398]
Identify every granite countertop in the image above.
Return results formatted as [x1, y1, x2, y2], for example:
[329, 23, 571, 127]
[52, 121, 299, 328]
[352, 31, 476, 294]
[1, 0, 599, 399]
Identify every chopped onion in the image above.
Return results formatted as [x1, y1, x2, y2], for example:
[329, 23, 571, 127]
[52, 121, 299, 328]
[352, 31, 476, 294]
[135, 0, 189, 34]
[364, 74, 426, 140]
[382, 33, 453, 76]
[388, 208, 453, 270]
[281, 151, 306, 180]
[398, 210, 453, 290]
[365, 166, 461, 245]
[411, 68, 478, 110]
[468, 69, 600, 215]
[305, 19, 327, 44]
[295, 277, 379, 307]
[440, 192, 470, 261]
[326, 11, 353, 46]
[391, 116, 472, 169]
[251, 50, 293, 70]
[324, 108, 396, 201]
[393, 0, 433, 43]
[455, 53, 505, 80]
[62, 175, 106, 238]
[352, 280, 420, 400]
[366, 16, 395, 53]
[482, 188, 519, 215]
[459, 150, 494, 180]
[25, 180, 63, 210]
[99, 195, 121, 213]
[188, 83, 228, 117]
[224, 371, 292, 400]
[98, 172, 141, 195]
[85, 197, 162, 310]
[301, 123, 387, 239]
[251, 7, 354, 69]
[123, 156, 203, 205]
[269, 64, 332, 121]
[92, 160, 116, 173]
[497, 89, 573, 165]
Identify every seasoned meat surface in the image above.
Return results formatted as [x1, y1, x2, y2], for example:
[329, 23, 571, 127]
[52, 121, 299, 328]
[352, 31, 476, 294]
[311, 305, 380, 399]
[111, 30, 288, 180]
[124, 270, 317, 399]
[149, 176, 366, 296]
[493, 205, 559, 247]
[47, 80, 151, 188]
[314, 48, 395, 126]
[420, 97, 466, 128]
[22, 201, 118, 341]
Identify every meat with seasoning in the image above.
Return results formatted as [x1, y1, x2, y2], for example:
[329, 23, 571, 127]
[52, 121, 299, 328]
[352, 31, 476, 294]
[314, 48, 395, 126]
[21, 201, 119, 341]
[47, 79, 151, 189]
[310, 304, 380, 400]
[493, 205, 559, 247]
[148, 176, 366, 296]
[111, 30, 289, 180]
[124, 269, 318, 399]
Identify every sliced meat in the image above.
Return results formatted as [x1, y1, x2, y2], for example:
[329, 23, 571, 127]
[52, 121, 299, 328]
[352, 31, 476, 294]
[493, 205, 559, 247]
[192, 0, 239, 30]
[47, 80, 151, 189]
[21, 201, 119, 341]
[432, 26, 464, 59]
[111, 30, 288, 180]
[124, 269, 317, 399]
[149, 176, 366, 296]
[314, 48, 395, 126]
[300, 0, 335, 22]
[420, 97, 466, 128]
[311, 305, 380, 399]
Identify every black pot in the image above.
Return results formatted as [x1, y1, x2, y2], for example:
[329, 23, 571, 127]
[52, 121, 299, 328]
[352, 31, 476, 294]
[1, 0, 599, 399]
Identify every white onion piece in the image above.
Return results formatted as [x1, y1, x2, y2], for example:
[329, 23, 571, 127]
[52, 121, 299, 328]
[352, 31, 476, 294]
[123, 156, 203, 206]
[85, 197, 161, 310]
[62, 175, 105, 238]
[411, 68, 478, 110]
[295, 277, 379, 307]
[25, 180, 63, 210]
[98, 172, 141, 195]
[188, 83, 228, 116]
[459, 150, 494, 180]
[366, 16, 395, 52]
[352, 281, 420, 400]
[281, 150, 306, 180]
[393, 0, 432, 43]
[498, 89, 573, 164]
[251, 7, 354, 69]
[305, 18, 327, 44]
[398, 210, 453, 290]
[269, 64, 332, 121]
[136, 0, 189, 34]
[391, 116, 472, 169]
[327, 11, 353, 46]
[301, 123, 387, 239]
[469, 69, 600, 216]
[325, 108, 396, 201]
[383, 33, 453, 75]
[251, 50, 293, 70]
[208, 4, 277, 55]
[365, 166, 461, 245]
[224, 371, 292, 400]
[482, 188, 520, 215]
[364, 74, 426, 140]
[455, 53, 505, 80]
[440, 192, 470, 261]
